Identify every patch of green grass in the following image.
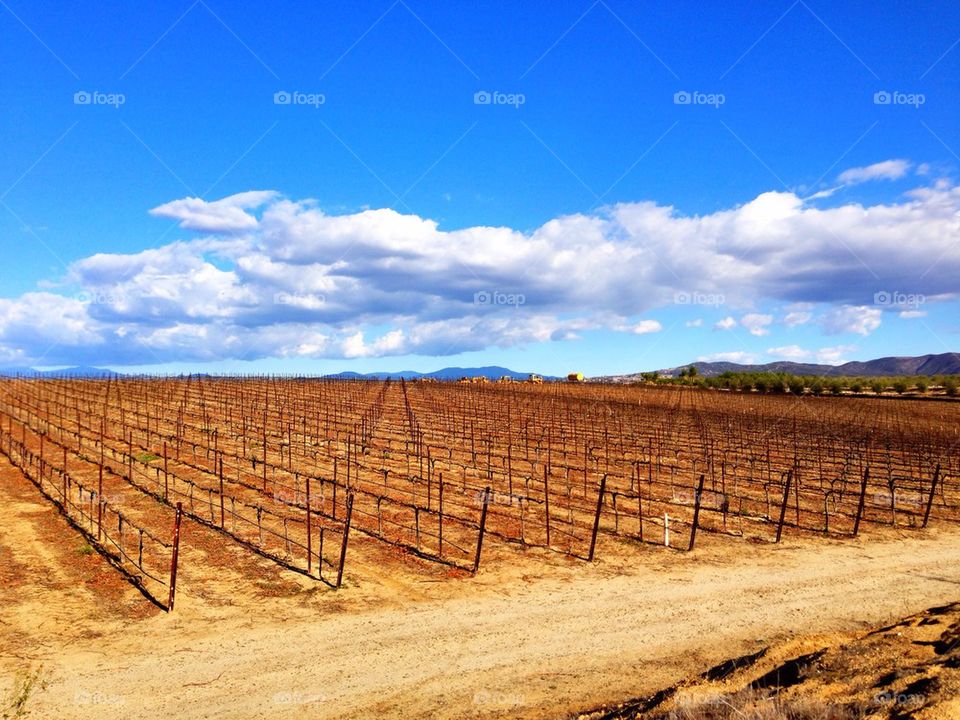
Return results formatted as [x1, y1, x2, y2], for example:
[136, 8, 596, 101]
[2, 665, 46, 719]
[76, 543, 94, 556]
[135, 452, 160, 463]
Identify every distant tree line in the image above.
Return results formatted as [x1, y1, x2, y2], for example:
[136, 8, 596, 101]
[635, 369, 959, 397]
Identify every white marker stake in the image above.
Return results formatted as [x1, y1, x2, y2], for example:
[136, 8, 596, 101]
[664, 512, 670, 547]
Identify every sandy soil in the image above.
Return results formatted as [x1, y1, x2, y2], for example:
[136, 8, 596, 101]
[582, 600, 960, 719]
[2, 452, 959, 719]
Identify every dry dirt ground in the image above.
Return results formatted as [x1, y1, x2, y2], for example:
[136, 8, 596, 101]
[580, 602, 960, 720]
[2, 454, 959, 720]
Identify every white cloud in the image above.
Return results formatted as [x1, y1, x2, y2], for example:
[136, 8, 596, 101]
[784, 311, 812, 327]
[766, 343, 857, 365]
[805, 186, 842, 201]
[714, 316, 737, 331]
[149, 191, 277, 232]
[838, 159, 910, 185]
[814, 344, 858, 364]
[741, 313, 773, 336]
[685, 318, 703, 328]
[2, 178, 959, 366]
[820, 305, 882, 336]
[766, 344, 811, 360]
[623, 320, 663, 335]
[697, 351, 757, 364]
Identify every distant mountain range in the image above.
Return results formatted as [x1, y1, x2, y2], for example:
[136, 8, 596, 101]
[596, 353, 960, 382]
[0, 365, 556, 381]
[4, 354, 956, 383]
[0, 365, 122, 378]
[325, 366, 559, 381]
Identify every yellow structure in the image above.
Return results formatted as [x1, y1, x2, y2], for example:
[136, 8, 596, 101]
[528, 373, 544, 384]
[567, 372, 585, 383]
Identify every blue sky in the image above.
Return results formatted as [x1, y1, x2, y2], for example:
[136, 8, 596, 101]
[1, 0, 958, 375]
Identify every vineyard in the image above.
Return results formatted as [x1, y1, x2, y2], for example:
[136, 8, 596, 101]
[1, 376, 958, 610]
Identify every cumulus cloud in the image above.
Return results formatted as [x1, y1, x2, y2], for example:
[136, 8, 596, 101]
[837, 159, 910, 185]
[814, 344, 858, 364]
[2, 177, 959, 365]
[820, 305, 882, 336]
[741, 313, 773, 336]
[784, 311, 812, 327]
[621, 320, 663, 335]
[697, 351, 758, 364]
[766, 344, 858, 365]
[714, 317, 738, 331]
[149, 191, 278, 232]
[765, 344, 810, 361]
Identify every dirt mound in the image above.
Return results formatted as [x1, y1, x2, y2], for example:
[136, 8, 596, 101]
[581, 602, 960, 720]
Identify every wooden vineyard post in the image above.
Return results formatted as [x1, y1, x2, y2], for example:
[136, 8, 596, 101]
[688, 474, 706, 552]
[336, 493, 354, 589]
[588, 474, 608, 561]
[306, 475, 312, 574]
[543, 465, 551, 548]
[218, 456, 225, 529]
[438, 472, 444, 558]
[333, 458, 338, 520]
[426, 447, 432, 510]
[922, 464, 941, 528]
[262, 411, 268, 491]
[637, 482, 644, 542]
[163, 442, 169, 501]
[583, 439, 588, 497]
[775, 471, 793, 544]
[168, 502, 183, 612]
[98, 420, 105, 541]
[473, 486, 491, 574]
[853, 467, 870, 537]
